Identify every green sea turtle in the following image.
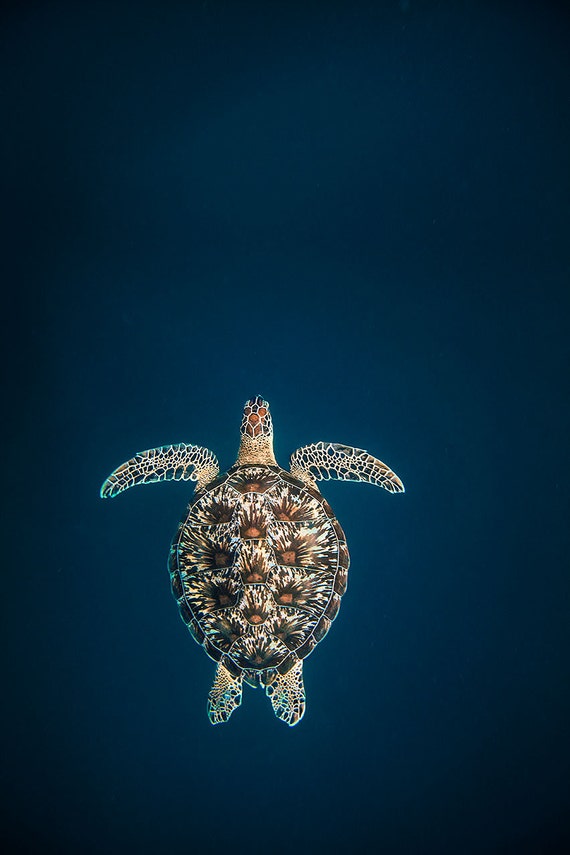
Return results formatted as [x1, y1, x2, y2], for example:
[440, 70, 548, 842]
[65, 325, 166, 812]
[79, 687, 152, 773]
[100, 396, 404, 726]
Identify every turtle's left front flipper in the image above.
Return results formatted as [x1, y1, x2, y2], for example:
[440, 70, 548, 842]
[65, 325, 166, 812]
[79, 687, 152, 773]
[100, 443, 219, 498]
[290, 442, 404, 493]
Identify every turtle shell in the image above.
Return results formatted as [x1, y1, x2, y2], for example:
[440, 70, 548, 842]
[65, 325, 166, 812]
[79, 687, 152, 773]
[169, 464, 350, 686]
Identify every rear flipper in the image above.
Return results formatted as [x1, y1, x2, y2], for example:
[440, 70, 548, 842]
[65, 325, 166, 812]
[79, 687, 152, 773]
[207, 662, 243, 725]
[266, 660, 306, 726]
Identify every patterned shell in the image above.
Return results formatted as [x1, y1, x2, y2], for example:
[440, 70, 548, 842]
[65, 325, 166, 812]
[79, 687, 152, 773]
[169, 464, 349, 685]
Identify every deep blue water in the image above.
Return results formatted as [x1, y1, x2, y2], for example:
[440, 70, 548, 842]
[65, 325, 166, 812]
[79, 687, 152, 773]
[3, 2, 569, 852]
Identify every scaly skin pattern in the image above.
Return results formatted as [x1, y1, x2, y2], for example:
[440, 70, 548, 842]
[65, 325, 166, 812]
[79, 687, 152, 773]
[290, 442, 405, 493]
[100, 443, 219, 497]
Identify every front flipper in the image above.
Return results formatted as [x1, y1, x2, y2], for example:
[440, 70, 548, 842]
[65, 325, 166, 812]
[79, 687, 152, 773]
[207, 662, 243, 725]
[100, 443, 219, 498]
[290, 442, 404, 493]
[266, 659, 306, 726]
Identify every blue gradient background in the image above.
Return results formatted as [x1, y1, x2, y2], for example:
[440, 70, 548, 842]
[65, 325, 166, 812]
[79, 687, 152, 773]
[3, 2, 569, 852]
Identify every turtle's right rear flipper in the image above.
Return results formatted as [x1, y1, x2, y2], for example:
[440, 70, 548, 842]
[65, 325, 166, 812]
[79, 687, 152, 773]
[266, 660, 306, 726]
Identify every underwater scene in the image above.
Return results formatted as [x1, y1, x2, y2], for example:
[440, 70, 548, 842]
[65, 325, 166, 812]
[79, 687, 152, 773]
[3, 1, 569, 852]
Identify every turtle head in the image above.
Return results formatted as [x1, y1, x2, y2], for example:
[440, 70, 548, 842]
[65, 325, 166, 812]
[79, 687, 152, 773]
[241, 396, 273, 439]
[237, 396, 276, 465]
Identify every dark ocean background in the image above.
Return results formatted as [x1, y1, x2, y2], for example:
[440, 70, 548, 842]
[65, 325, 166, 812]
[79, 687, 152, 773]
[2, 1, 569, 852]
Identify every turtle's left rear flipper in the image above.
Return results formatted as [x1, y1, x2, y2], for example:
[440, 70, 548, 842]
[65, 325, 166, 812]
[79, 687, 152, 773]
[100, 443, 219, 498]
[208, 662, 243, 725]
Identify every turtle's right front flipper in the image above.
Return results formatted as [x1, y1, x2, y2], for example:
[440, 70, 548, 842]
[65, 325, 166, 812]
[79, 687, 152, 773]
[100, 443, 219, 498]
[290, 442, 404, 493]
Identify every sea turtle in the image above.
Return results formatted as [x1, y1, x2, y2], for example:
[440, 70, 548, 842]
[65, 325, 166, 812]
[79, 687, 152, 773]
[100, 396, 404, 726]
